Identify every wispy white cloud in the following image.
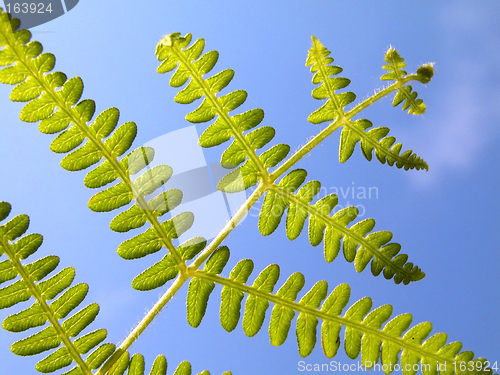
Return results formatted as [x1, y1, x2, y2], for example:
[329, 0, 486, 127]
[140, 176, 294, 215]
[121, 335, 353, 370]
[408, 3, 500, 187]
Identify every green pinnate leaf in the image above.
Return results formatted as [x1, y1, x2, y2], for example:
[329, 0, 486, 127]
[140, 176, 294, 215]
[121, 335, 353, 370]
[36, 346, 72, 373]
[0, 201, 12, 221]
[73, 329, 107, 354]
[61, 303, 99, 338]
[24, 255, 59, 281]
[89, 107, 120, 139]
[60, 142, 101, 171]
[128, 353, 145, 375]
[296, 281, 328, 357]
[150, 355, 167, 375]
[132, 255, 178, 291]
[1, 214, 29, 241]
[0, 64, 29, 84]
[131, 165, 173, 198]
[187, 278, 215, 328]
[306, 36, 355, 123]
[108, 351, 130, 375]
[12, 233, 43, 260]
[10, 77, 43, 102]
[58, 76, 83, 106]
[50, 124, 86, 154]
[270, 272, 305, 346]
[258, 190, 289, 236]
[11, 325, 60, 356]
[259, 144, 290, 168]
[2, 302, 46, 332]
[88, 182, 133, 212]
[0, 280, 30, 309]
[174, 361, 191, 375]
[39, 108, 72, 135]
[104, 121, 137, 158]
[0, 259, 16, 284]
[50, 283, 88, 319]
[220, 259, 254, 332]
[86, 343, 115, 370]
[243, 264, 280, 337]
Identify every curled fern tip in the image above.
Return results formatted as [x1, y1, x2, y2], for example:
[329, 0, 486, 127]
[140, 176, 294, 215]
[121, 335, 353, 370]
[416, 63, 434, 84]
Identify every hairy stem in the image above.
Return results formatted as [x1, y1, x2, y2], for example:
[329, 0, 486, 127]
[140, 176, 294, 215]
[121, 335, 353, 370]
[95, 274, 189, 375]
[188, 183, 267, 270]
[0, 236, 92, 375]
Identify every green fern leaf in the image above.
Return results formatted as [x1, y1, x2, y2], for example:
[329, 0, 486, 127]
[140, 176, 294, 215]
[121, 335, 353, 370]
[73, 329, 108, 354]
[296, 280, 328, 357]
[269, 272, 305, 346]
[220, 259, 254, 332]
[242, 264, 280, 337]
[0, 280, 30, 309]
[50, 283, 88, 319]
[381, 47, 428, 115]
[0, 16, 193, 283]
[36, 345, 73, 373]
[306, 38, 428, 171]
[128, 354, 146, 375]
[306, 36, 355, 123]
[187, 247, 229, 327]
[50, 124, 87, 154]
[103, 121, 137, 158]
[189, 258, 493, 373]
[86, 343, 115, 369]
[263, 170, 424, 284]
[60, 142, 101, 171]
[108, 351, 130, 375]
[88, 182, 133, 212]
[132, 255, 178, 291]
[156, 33, 287, 194]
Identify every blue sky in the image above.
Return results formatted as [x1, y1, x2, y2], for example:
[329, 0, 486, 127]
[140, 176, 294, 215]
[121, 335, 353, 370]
[0, 1, 499, 374]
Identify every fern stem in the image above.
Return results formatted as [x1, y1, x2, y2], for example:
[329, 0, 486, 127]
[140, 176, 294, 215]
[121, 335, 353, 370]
[345, 75, 419, 119]
[169, 44, 270, 182]
[0, 236, 92, 375]
[1, 28, 185, 268]
[269, 120, 344, 182]
[95, 274, 189, 375]
[194, 270, 457, 367]
[188, 183, 267, 271]
[270, 75, 422, 182]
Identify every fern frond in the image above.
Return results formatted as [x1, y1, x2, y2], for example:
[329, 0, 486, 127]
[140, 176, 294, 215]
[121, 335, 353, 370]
[381, 47, 433, 115]
[0, 201, 112, 374]
[0, 10, 198, 285]
[188, 251, 494, 374]
[306, 36, 429, 171]
[339, 119, 428, 170]
[306, 35, 356, 123]
[155, 33, 290, 192]
[258, 169, 424, 284]
[92, 353, 231, 375]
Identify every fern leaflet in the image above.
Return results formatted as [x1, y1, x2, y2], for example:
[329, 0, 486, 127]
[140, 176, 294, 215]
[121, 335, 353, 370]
[260, 169, 424, 284]
[0, 10, 202, 290]
[381, 47, 433, 115]
[0, 201, 113, 374]
[185, 248, 494, 374]
[155, 32, 290, 193]
[307, 36, 429, 171]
